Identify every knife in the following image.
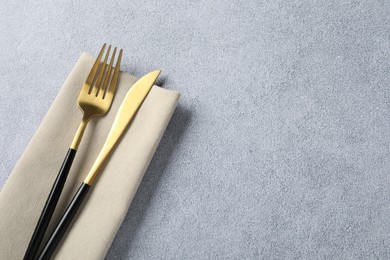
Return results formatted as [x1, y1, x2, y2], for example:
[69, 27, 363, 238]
[37, 70, 161, 260]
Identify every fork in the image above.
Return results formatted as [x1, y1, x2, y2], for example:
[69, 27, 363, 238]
[24, 44, 123, 260]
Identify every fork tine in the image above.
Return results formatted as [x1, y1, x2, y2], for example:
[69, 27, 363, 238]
[91, 45, 111, 96]
[104, 49, 122, 100]
[99, 47, 117, 99]
[85, 44, 106, 86]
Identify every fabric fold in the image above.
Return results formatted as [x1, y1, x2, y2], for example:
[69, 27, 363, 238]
[0, 53, 180, 259]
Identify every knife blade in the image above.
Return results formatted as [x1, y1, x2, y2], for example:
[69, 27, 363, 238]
[84, 69, 161, 185]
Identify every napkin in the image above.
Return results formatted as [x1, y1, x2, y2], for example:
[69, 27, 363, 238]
[0, 53, 180, 259]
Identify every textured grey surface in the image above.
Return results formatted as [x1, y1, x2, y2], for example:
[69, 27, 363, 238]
[1, 0, 390, 259]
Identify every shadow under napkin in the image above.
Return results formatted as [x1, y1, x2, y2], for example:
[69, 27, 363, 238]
[105, 105, 192, 259]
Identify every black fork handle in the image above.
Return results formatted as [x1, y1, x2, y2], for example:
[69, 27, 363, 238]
[24, 148, 77, 260]
[38, 182, 90, 260]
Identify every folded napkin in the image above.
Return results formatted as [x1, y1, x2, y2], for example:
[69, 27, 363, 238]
[0, 53, 180, 259]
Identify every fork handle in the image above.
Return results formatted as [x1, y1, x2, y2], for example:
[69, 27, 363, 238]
[38, 182, 90, 260]
[24, 148, 77, 260]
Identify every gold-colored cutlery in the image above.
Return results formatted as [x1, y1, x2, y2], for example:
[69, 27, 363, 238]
[23, 44, 161, 259]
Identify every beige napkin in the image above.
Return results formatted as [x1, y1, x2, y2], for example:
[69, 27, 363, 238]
[0, 53, 180, 259]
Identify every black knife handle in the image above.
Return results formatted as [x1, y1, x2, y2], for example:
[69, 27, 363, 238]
[24, 148, 77, 260]
[38, 182, 90, 260]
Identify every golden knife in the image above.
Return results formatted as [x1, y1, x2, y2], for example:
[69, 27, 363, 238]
[37, 70, 161, 260]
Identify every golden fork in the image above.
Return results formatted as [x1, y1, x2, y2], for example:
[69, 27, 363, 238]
[24, 44, 123, 260]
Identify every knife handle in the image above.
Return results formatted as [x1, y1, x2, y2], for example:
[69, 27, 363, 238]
[24, 148, 76, 260]
[38, 182, 90, 260]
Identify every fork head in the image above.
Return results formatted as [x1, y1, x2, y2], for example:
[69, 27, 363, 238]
[78, 43, 123, 120]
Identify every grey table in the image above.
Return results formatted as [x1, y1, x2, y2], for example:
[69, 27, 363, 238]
[1, 0, 390, 259]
